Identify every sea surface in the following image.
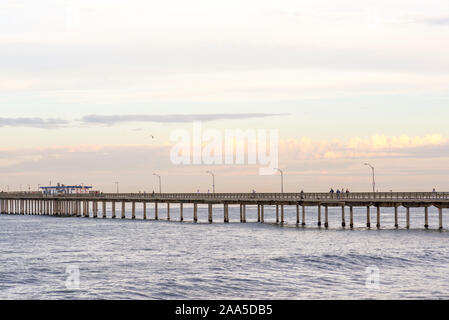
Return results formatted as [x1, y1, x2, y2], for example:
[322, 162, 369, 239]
[1, 204, 449, 300]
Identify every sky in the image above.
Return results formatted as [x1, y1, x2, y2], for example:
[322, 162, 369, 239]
[1, 0, 449, 192]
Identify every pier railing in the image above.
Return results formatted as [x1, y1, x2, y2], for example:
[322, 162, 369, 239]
[2, 191, 448, 201]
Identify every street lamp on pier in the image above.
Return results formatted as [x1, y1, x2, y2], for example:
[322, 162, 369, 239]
[364, 163, 376, 193]
[153, 174, 162, 194]
[275, 168, 284, 193]
[206, 171, 215, 194]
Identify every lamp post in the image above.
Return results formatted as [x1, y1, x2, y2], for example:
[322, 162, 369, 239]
[115, 181, 119, 193]
[364, 163, 375, 193]
[206, 171, 215, 194]
[275, 168, 284, 193]
[153, 174, 162, 194]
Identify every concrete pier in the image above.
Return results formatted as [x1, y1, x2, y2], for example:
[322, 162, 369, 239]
[0, 191, 447, 230]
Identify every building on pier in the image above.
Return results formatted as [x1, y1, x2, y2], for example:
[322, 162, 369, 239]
[40, 183, 92, 195]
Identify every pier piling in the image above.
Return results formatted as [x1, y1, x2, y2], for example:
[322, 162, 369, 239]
[366, 206, 371, 228]
[324, 205, 329, 228]
[193, 203, 198, 223]
[424, 207, 429, 229]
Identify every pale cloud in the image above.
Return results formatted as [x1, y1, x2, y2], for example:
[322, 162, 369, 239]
[0, 117, 68, 128]
[1, 133, 449, 192]
[80, 113, 287, 125]
[418, 16, 449, 26]
[1, 134, 448, 175]
[280, 134, 449, 161]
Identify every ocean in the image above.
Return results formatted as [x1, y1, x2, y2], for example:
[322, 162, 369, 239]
[1, 204, 448, 299]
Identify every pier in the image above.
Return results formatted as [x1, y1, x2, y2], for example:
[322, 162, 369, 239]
[1, 192, 448, 230]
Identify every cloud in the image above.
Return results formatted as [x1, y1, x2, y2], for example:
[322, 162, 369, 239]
[281, 134, 449, 161]
[420, 16, 449, 26]
[0, 117, 68, 129]
[0, 114, 286, 129]
[1, 134, 449, 192]
[80, 113, 286, 125]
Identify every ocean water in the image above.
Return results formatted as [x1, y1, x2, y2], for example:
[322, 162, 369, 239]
[1, 204, 449, 300]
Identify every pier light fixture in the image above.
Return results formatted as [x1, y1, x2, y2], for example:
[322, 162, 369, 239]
[153, 173, 162, 194]
[364, 163, 376, 193]
[275, 168, 284, 193]
[115, 181, 119, 193]
[206, 171, 215, 194]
